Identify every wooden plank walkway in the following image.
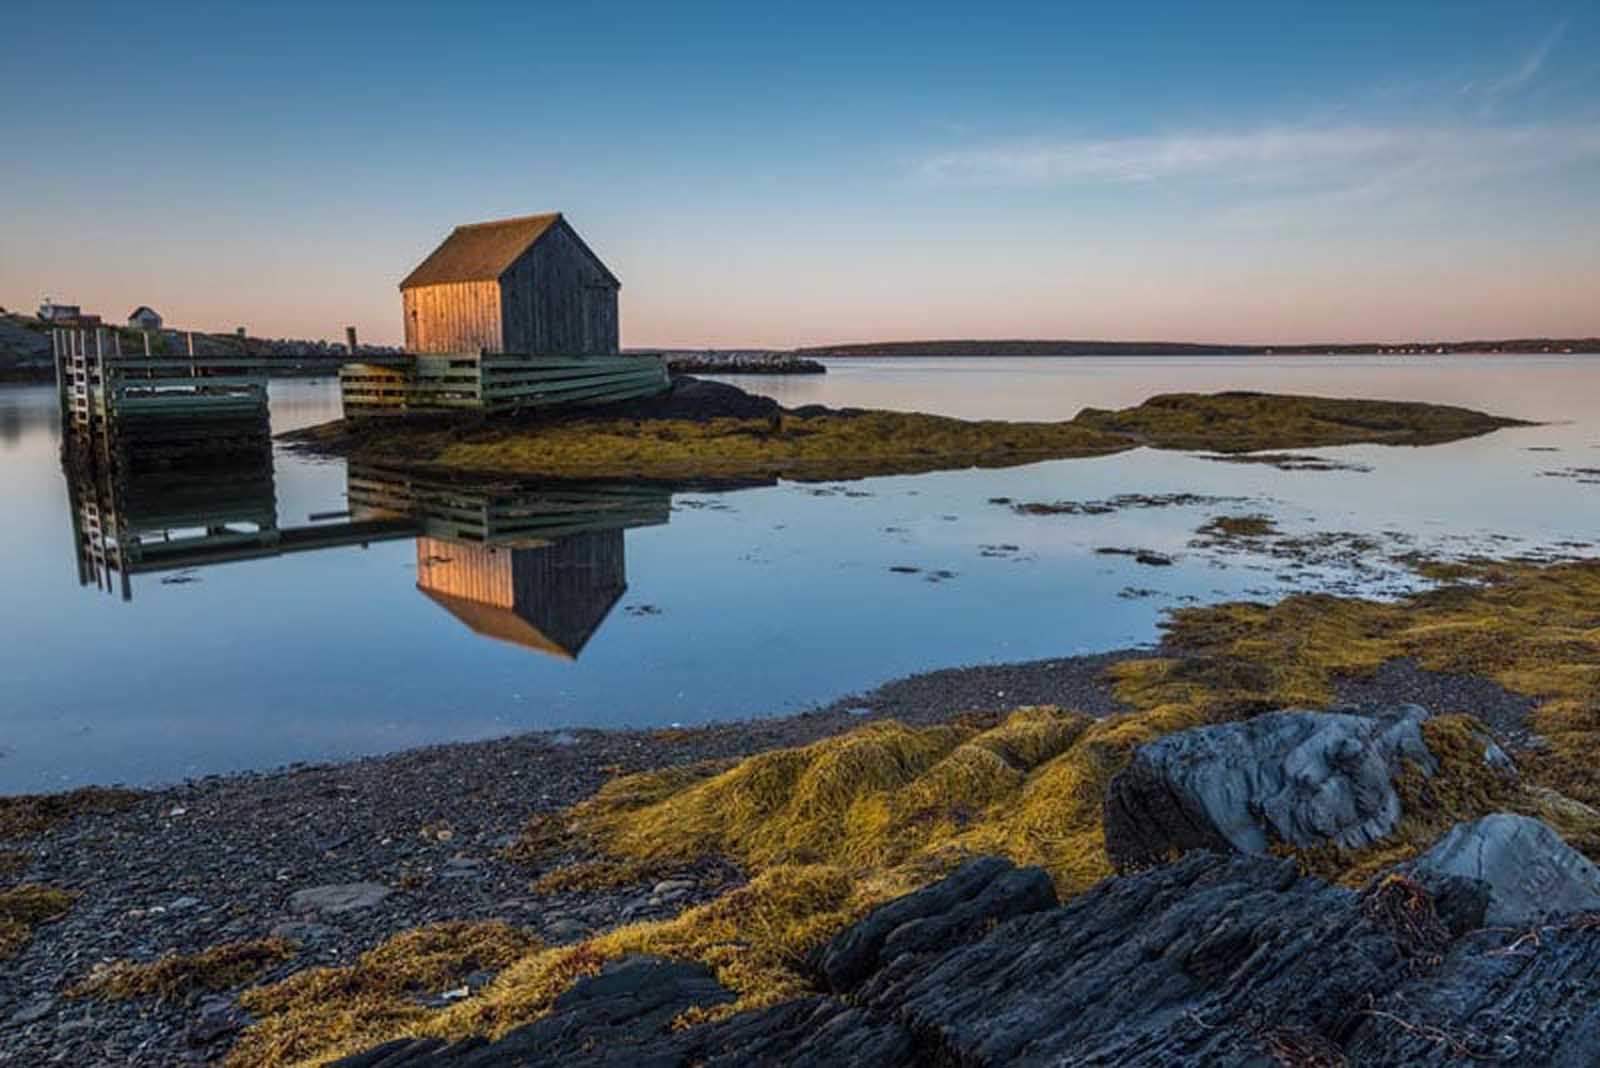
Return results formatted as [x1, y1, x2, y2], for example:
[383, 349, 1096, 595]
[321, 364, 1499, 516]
[340, 353, 668, 417]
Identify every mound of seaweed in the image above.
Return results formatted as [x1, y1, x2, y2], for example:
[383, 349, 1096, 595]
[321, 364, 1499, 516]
[1073, 390, 1530, 453]
[287, 384, 1527, 482]
[336, 845, 1600, 1067]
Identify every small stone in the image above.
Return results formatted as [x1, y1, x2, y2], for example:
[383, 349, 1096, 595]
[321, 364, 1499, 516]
[289, 882, 392, 914]
[271, 919, 341, 942]
[651, 879, 696, 896]
[170, 895, 202, 911]
[544, 918, 587, 941]
[10, 998, 54, 1025]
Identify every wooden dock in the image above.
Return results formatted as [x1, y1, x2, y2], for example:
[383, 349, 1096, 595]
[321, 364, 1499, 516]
[339, 353, 669, 418]
[55, 327, 274, 467]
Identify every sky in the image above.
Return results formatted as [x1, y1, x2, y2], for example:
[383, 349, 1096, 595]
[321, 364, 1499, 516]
[2, 1, 1597, 347]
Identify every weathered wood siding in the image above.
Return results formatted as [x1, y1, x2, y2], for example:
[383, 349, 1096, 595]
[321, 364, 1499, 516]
[416, 536, 519, 608]
[403, 281, 503, 354]
[499, 220, 619, 355]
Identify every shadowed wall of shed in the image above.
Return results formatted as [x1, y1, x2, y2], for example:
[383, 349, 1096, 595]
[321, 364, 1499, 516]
[499, 222, 620, 355]
[403, 281, 502, 354]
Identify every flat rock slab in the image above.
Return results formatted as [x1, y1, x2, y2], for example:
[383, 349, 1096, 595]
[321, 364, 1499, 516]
[1104, 703, 1439, 870]
[289, 882, 392, 914]
[1405, 812, 1600, 925]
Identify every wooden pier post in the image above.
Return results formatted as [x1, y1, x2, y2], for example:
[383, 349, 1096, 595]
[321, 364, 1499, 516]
[346, 326, 359, 356]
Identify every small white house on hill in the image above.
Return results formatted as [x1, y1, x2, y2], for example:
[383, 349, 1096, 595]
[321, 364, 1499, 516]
[38, 299, 81, 323]
[128, 306, 163, 331]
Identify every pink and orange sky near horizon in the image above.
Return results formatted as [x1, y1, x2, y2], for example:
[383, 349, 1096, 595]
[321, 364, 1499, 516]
[3, 2, 1597, 349]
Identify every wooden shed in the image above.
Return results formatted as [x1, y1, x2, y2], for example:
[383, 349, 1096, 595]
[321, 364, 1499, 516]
[399, 213, 620, 356]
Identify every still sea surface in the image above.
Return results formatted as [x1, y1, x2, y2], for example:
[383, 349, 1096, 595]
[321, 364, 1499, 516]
[2, 356, 1596, 792]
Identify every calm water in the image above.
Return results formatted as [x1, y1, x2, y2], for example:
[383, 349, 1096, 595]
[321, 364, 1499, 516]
[2, 356, 1596, 792]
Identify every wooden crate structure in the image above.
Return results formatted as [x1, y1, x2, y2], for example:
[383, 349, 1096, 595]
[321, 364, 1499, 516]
[339, 353, 668, 418]
[55, 328, 271, 466]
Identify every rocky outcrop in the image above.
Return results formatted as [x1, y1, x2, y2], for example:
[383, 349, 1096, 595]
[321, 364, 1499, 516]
[809, 854, 1057, 994]
[339, 840, 1600, 1067]
[1103, 704, 1440, 870]
[1346, 915, 1600, 1066]
[1404, 812, 1600, 925]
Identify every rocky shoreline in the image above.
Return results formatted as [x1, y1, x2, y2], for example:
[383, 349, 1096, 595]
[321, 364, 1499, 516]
[653, 351, 826, 375]
[0, 650, 1131, 1065]
[0, 632, 1578, 1066]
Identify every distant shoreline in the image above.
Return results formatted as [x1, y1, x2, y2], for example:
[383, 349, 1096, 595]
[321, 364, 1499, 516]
[3, 342, 1593, 387]
[796, 337, 1600, 358]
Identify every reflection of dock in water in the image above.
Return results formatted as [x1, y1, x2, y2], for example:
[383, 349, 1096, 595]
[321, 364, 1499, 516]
[66, 442, 415, 600]
[64, 455, 671, 659]
[347, 465, 670, 659]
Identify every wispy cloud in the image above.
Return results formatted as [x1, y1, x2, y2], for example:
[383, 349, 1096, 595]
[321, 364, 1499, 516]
[916, 121, 1600, 192]
[1478, 20, 1567, 104]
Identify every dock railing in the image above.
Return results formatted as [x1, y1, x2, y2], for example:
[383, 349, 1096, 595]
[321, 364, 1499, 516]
[339, 353, 668, 418]
[55, 327, 272, 464]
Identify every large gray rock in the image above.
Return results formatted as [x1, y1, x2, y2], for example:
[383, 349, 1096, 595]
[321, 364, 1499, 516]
[1405, 813, 1600, 925]
[1104, 704, 1440, 870]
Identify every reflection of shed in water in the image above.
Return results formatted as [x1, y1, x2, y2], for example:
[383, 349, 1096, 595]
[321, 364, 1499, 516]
[345, 464, 671, 659]
[415, 530, 627, 659]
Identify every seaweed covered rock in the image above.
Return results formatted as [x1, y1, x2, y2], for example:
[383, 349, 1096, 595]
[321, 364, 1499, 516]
[1103, 704, 1439, 870]
[333, 955, 737, 1067]
[1403, 813, 1600, 925]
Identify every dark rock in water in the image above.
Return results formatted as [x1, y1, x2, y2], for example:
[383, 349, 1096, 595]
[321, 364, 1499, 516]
[336, 843, 1600, 1067]
[1403, 812, 1600, 925]
[1104, 704, 1438, 870]
[809, 855, 1057, 994]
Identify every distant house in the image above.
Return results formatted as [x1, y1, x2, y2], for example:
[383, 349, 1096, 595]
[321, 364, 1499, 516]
[398, 212, 620, 355]
[38, 300, 82, 323]
[128, 306, 163, 331]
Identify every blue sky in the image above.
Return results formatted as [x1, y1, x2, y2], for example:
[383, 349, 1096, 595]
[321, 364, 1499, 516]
[2, 1, 1596, 345]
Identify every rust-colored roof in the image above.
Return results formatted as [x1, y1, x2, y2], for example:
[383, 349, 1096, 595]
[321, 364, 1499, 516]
[399, 213, 563, 289]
